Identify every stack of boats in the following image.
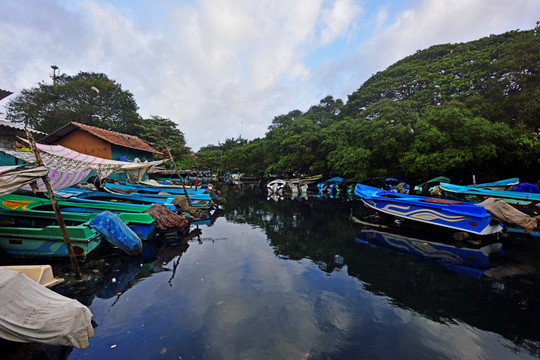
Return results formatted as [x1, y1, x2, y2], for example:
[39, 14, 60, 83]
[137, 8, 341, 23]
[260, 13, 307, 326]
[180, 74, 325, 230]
[354, 177, 540, 237]
[0, 178, 218, 261]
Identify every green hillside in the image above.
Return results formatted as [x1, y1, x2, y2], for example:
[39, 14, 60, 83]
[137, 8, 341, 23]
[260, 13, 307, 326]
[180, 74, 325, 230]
[196, 27, 540, 182]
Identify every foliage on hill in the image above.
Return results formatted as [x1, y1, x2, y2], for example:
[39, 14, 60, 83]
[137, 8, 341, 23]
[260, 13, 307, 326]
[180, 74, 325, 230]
[197, 28, 540, 182]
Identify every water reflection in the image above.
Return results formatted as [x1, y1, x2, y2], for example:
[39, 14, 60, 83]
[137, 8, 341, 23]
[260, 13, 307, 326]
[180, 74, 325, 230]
[224, 185, 540, 352]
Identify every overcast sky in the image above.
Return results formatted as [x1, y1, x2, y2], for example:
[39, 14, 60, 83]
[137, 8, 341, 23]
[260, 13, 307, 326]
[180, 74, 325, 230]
[1, 0, 539, 151]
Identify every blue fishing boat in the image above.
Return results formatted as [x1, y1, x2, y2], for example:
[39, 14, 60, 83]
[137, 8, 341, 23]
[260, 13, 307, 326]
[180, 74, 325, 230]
[473, 178, 520, 190]
[354, 183, 502, 235]
[103, 183, 213, 209]
[439, 182, 540, 211]
[103, 181, 207, 195]
[54, 187, 176, 211]
[355, 229, 504, 279]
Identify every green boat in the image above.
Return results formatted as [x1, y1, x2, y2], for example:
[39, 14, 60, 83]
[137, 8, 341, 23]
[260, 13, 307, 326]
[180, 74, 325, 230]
[0, 194, 157, 241]
[0, 209, 101, 260]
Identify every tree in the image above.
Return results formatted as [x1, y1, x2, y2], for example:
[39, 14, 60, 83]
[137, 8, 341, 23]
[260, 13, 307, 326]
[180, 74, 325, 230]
[5, 72, 140, 134]
[401, 102, 517, 179]
[134, 116, 189, 161]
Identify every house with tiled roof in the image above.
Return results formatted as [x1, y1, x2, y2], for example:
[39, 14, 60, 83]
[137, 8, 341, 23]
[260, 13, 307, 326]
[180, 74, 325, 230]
[38, 121, 163, 181]
[39, 121, 162, 162]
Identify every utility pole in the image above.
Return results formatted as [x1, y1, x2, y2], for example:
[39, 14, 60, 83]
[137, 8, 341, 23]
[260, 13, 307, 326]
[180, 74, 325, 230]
[50, 65, 59, 85]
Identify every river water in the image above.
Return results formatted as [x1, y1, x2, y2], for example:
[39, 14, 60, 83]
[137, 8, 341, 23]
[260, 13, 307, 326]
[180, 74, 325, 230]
[3, 183, 540, 359]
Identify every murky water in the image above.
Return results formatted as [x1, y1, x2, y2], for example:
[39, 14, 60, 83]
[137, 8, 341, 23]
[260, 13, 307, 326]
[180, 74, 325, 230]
[3, 183, 540, 359]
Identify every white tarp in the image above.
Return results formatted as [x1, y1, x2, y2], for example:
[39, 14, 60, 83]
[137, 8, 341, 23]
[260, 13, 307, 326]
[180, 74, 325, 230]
[0, 165, 49, 196]
[2, 143, 164, 180]
[0, 268, 94, 349]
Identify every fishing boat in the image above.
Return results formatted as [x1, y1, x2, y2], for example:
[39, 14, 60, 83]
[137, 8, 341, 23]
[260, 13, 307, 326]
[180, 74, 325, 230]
[103, 182, 213, 209]
[438, 182, 540, 211]
[0, 205, 144, 257]
[54, 187, 176, 211]
[0, 210, 102, 260]
[355, 229, 504, 279]
[354, 183, 502, 235]
[0, 265, 63, 288]
[0, 194, 157, 241]
[473, 177, 520, 190]
[267, 179, 286, 195]
[0, 267, 94, 348]
[413, 176, 450, 195]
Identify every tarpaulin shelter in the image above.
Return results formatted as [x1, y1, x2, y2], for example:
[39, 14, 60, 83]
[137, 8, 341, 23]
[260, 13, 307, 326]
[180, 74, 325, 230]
[1, 141, 164, 188]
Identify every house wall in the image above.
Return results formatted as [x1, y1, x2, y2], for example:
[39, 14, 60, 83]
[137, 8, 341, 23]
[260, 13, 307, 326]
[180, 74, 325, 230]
[0, 127, 19, 165]
[108, 145, 154, 182]
[111, 144, 154, 162]
[57, 129, 112, 159]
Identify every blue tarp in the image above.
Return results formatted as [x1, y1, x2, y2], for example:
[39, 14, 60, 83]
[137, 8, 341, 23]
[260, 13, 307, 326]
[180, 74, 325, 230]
[90, 211, 142, 255]
[512, 182, 540, 194]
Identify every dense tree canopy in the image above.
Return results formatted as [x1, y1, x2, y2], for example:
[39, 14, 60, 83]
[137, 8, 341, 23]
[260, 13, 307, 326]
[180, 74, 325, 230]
[6, 72, 140, 134]
[195, 28, 540, 182]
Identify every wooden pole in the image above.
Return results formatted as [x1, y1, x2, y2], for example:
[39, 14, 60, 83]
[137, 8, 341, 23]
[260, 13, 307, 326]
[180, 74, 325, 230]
[25, 131, 83, 279]
[165, 148, 192, 206]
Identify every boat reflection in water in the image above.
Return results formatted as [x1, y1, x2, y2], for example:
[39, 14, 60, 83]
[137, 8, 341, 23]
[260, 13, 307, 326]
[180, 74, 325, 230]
[267, 193, 284, 201]
[355, 229, 504, 279]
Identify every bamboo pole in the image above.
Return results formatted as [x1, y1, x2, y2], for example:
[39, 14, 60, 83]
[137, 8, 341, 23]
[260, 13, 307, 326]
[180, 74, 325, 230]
[165, 148, 192, 206]
[25, 131, 83, 279]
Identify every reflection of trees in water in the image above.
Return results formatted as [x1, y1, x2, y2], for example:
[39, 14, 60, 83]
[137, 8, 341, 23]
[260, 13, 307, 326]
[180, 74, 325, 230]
[222, 184, 356, 273]
[220, 184, 540, 348]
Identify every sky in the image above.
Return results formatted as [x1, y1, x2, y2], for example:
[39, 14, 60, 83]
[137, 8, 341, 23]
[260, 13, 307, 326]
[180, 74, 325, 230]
[1, 0, 539, 151]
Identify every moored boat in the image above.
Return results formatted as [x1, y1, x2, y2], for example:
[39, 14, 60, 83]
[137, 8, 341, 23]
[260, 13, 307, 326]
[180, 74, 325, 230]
[0, 194, 157, 241]
[354, 183, 502, 235]
[439, 182, 540, 211]
[0, 265, 63, 288]
[55, 187, 176, 211]
[0, 267, 94, 348]
[103, 182, 213, 209]
[0, 217, 101, 260]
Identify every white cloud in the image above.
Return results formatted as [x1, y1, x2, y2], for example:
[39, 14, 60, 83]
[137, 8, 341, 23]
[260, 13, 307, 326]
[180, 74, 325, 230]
[319, 0, 362, 45]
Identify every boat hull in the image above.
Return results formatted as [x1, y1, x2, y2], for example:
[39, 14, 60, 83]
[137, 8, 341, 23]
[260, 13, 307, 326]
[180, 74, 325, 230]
[0, 226, 101, 260]
[0, 194, 157, 241]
